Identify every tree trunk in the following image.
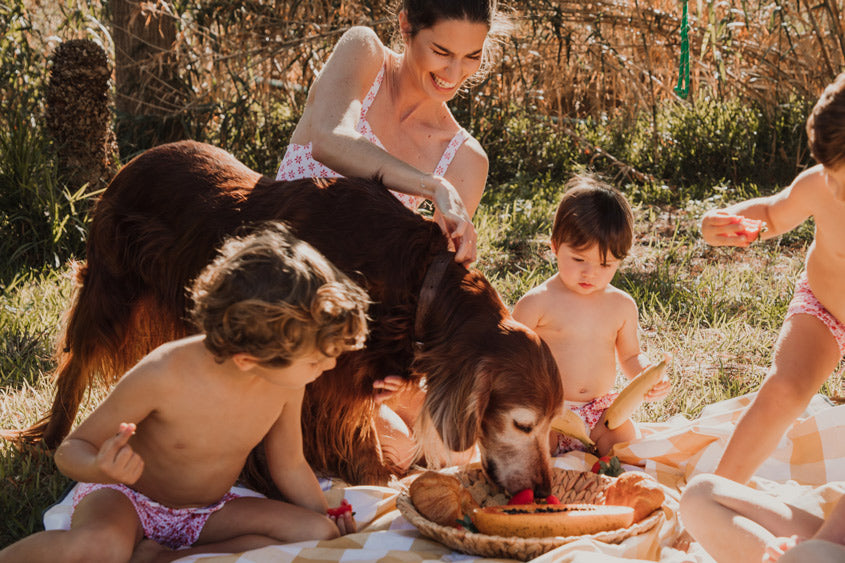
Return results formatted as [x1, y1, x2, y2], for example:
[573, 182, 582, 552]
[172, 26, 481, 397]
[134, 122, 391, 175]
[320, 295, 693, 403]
[111, 0, 188, 155]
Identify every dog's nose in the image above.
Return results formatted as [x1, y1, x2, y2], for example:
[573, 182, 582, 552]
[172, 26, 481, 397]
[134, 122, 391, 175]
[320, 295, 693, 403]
[534, 484, 551, 499]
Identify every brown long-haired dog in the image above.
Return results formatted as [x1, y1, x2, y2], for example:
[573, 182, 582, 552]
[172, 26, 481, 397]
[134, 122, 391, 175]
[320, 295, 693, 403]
[21, 141, 563, 495]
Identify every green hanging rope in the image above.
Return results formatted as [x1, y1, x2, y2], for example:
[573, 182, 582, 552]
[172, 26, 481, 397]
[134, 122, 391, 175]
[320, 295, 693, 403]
[674, 0, 690, 99]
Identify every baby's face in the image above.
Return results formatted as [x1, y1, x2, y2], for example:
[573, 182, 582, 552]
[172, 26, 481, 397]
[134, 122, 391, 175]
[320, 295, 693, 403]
[554, 242, 620, 296]
[823, 163, 845, 202]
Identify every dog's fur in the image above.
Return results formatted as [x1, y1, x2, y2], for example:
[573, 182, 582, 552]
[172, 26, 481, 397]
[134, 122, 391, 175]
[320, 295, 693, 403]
[23, 141, 563, 495]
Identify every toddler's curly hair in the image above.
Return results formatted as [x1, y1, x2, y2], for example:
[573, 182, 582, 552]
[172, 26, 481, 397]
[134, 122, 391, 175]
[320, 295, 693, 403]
[189, 222, 369, 366]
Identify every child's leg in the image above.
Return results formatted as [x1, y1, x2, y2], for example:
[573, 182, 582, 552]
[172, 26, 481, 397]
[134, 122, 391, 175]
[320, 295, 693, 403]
[196, 496, 338, 547]
[715, 314, 840, 483]
[0, 488, 142, 563]
[779, 539, 845, 563]
[132, 496, 340, 562]
[680, 474, 824, 563]
[374, 378, 426, 472]
[375, 403, 419, 472]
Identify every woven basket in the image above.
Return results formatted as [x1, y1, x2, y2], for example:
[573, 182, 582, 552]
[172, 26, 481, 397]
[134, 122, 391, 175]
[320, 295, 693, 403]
[396, 467, 664, 561]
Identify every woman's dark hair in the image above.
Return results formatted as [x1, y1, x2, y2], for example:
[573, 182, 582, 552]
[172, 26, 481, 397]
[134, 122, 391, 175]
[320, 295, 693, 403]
[401, 0, 500, 34]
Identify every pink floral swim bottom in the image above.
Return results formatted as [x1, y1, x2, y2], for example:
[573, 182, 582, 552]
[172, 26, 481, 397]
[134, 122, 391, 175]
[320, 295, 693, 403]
[786, 271, 845, 356]
[552, 392, 619, 455]
[73, 482, 239, 549]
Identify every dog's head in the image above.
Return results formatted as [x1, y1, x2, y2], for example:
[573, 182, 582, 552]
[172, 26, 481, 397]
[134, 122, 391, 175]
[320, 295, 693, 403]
[415, 271, 563, 495]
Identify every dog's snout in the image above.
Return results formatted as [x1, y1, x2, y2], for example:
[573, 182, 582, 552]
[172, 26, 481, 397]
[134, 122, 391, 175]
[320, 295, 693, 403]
[534, 484, 551, 499]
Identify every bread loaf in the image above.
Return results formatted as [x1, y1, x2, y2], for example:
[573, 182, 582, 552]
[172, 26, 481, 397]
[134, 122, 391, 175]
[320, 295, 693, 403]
[409, 471, 479, 527]
[603, 472, 664, 522]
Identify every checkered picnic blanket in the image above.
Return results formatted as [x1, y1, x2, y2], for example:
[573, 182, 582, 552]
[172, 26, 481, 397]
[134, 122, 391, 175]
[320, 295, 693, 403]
[45, 393, 845, 562]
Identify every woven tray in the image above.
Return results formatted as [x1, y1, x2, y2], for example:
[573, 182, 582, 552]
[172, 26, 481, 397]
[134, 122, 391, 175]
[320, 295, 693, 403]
[396, 467, 664, 561]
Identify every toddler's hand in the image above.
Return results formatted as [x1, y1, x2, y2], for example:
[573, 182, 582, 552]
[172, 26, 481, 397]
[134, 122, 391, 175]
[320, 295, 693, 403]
[644, 377, 671, 402]
[96, 422, 144, 485]
[327, 499, 356, 535]
[701, 210, 763, 247]
[373, 376, 405, 404]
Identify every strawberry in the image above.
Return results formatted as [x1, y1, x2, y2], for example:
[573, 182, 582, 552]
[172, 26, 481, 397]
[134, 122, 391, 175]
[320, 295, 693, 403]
[591, 455, 611, 473]
[545, 494, 561, 505]
[508, 488, 534, 505]
[326, 498, 353, 517]
[738, 217, 767, 242]
[591, 455, 625, 477]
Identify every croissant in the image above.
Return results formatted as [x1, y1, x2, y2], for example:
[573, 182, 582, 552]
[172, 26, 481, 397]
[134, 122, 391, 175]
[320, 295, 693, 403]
[603, 472, 665, 522]
[409, 471, 480, 527]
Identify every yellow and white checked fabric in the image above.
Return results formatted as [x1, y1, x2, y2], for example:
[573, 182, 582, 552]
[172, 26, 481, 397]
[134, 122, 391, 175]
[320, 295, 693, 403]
[46, 393, 844, 562]
[612, 392, 845, 488]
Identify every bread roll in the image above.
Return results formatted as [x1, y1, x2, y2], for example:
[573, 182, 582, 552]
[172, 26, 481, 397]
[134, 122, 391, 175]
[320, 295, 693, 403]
[603, 472, 665, 522]
[409, 471, 479, 527]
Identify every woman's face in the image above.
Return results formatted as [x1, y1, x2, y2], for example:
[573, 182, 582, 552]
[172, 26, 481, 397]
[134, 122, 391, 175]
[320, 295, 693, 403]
[402, 16, 489, 100]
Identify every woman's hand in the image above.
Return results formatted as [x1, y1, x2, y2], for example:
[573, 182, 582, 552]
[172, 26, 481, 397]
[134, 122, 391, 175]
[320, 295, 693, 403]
[430, 176, 477, 266]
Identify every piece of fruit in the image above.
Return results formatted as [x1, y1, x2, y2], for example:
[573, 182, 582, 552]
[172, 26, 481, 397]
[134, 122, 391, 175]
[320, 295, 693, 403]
[551, 408, 596, 447]
[545, 495, 561, 505]
[591, 455, 625, 476]
[604, 355, 670, 430]
[327, 499, 353, 517]
[739, 217, 767, 242]
[508, 489, 534, 505]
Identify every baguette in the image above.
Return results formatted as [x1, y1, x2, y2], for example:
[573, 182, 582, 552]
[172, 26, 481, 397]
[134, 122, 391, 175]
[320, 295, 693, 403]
[471, 503, 635, 538]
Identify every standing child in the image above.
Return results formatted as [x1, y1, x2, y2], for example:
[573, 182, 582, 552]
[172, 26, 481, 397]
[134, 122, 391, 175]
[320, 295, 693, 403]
[0, 222, 369, 562]
[700, 72, 845, 484]
[513, 174, 670, 456]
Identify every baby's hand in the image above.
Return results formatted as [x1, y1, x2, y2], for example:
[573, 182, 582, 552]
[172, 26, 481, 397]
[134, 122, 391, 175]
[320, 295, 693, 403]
[644, 377, 671, 402]
[373, 376, 405, 404]
[96, 422, 144, 485]
[700, 210, 765, 247]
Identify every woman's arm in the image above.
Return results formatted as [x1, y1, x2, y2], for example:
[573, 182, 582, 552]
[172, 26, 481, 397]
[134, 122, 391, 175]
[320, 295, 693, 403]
[295, 27, 480, 264]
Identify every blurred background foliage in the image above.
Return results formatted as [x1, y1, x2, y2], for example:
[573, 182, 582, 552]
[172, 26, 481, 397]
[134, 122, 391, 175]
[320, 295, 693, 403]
[0, 0, 842, 279]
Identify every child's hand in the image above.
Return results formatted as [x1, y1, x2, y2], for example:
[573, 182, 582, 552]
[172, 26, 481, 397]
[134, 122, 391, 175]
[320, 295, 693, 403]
[327, 499, 356, 535]
[96, 422, 144, 485]
[701, 210, 764, 247]
[373, 376, 405, 404]
[644, 377, 671, 402]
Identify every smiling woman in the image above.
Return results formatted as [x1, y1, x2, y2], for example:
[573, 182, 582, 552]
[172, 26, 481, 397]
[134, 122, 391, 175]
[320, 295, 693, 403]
[276, 0, 511, 267]
[274, 0, 512, 473]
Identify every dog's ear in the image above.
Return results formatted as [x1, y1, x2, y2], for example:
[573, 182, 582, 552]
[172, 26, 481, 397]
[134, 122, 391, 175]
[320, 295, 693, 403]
[421, 361, 491, 452]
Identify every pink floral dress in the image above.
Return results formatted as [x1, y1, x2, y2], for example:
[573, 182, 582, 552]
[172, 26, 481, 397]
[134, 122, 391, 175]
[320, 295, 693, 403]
[276, 65, 470, 211]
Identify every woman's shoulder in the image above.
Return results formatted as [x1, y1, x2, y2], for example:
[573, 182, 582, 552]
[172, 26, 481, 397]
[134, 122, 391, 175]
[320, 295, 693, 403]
[334, 26, 387, 60]
[319, 26, 388, 86]
[443, 131, 488, 179]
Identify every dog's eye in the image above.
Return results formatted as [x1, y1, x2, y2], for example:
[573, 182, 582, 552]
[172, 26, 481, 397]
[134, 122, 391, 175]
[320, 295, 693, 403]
[513, 421, 533, 434]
